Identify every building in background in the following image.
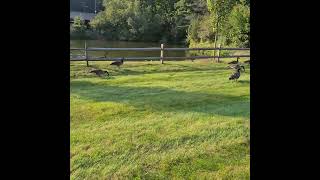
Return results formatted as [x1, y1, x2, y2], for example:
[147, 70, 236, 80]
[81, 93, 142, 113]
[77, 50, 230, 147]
[70, 0, 103, 14]
[70, 0, 103, 24]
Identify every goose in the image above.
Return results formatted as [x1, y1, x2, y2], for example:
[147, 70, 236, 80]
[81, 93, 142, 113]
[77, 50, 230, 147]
[228, 64, 245, 72]
[90, 69, 109, 77]
[110, 58, 124, 68]
[228, 57, 239, 64]
[103, 52, 108, 58]
[229, 68, 241, 81]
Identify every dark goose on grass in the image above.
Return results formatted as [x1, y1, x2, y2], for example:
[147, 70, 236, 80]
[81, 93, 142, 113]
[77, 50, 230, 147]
[110, 58, 124, 68]
[229, 68, 241, 81]
[90, 69, 109, 77]
[228, 64, 245, 72]
[228, 57, 239, 64]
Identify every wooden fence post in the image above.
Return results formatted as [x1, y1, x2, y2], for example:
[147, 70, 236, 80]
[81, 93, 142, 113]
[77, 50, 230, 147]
[213, 46, 216, 62]
[160, 44, 164, 64]
[217, 44, 221, 63]
[85, 40, 89, 67]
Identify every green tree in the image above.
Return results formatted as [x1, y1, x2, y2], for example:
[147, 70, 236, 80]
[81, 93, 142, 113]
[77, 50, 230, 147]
[90, 0, 133, 40]
[127, 0, 162, 41]
[207, 0, 237, 46]
[71, 16, 86, 34]
[174, 0, 208, 42]
[88, 0, 249, 46]
[225, 3, 250, 47]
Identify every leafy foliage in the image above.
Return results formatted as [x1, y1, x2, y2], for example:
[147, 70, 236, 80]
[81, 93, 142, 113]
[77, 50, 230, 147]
[72, 16, 86, 33]
[75, 0, 249, 47]
[225, 3, 250, 47]
[188, 0, 250, 47]
[70, 16, 88, 39]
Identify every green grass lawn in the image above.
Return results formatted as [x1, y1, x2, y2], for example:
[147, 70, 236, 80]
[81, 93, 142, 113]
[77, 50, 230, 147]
[70, 59, 250, 179]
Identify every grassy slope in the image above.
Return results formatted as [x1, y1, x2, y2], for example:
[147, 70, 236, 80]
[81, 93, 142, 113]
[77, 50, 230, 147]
[71, 59, 250, 179]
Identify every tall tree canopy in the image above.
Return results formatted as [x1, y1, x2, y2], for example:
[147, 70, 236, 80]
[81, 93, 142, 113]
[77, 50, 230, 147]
[82, 0, 250, 47]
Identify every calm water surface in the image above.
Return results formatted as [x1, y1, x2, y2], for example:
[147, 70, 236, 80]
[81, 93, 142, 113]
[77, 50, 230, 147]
[70, 40, 188, 58]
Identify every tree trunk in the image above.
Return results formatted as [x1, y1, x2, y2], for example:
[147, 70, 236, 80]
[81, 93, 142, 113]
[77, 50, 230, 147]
[213, 15, 219, 62]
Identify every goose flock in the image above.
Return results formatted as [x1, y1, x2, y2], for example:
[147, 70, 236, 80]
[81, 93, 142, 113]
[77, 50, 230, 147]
[227, 58, 249, 81]
[88, 57, 249, 82]
[89, 58, 125, 77]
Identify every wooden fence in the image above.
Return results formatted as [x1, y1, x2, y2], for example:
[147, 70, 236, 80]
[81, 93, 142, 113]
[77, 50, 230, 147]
[70, 41, 250, 67]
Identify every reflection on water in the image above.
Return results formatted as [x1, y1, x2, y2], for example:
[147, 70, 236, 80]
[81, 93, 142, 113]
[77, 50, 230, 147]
[70, 40, 187, 58]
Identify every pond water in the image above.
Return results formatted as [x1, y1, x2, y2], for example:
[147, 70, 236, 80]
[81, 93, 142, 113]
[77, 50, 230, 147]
[70, 40, 188, 58]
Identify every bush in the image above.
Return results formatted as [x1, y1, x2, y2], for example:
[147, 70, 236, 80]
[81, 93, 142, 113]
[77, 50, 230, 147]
[225, 3, 250, 47]
[70, 16, 89, 39]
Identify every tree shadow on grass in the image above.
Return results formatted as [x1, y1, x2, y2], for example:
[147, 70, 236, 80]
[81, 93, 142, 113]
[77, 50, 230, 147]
[71, 81, 250, 118]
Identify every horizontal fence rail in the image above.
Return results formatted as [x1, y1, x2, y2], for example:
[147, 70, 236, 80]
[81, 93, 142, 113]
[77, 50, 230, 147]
[70, 42, 250, 66]
[70, 47, 250, 51]
[89, 47, 161, 51]
[70, 55, 250, 61]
